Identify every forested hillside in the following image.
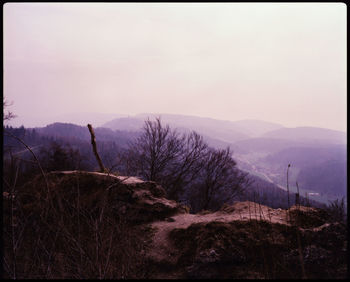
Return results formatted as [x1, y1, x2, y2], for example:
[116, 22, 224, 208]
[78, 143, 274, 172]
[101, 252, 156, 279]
[101, 114, 347, 203]
[3, 120, 328, 212]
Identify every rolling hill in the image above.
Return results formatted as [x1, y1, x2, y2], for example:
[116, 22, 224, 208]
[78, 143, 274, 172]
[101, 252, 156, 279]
[262, 126, 346, 145]
[101, 113, 346, 201]
[7, 112, 346, 205]
[102, 113, 285, 143]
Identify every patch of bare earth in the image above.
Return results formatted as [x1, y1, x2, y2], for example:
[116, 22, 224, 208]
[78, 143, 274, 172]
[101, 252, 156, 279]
[4, 171, 345, 279]
[146, 201, 320, 277]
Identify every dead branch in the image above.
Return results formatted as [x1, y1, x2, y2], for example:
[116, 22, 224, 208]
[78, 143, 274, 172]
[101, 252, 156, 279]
[87, 124, 107, 173]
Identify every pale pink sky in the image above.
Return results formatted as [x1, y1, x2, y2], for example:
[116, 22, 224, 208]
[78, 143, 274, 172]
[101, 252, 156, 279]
[3, 3, 347, 131]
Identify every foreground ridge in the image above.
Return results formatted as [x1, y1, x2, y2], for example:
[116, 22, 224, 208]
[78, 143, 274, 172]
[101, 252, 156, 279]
[3, 171, 347, 279]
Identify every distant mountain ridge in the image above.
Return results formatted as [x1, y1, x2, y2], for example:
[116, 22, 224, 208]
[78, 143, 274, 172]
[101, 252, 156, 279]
[16, 113, 346, 203]
[262, 126, 346, 145]
[103, 117, 145, 132]
[102, 113, 285, 143]
[7, 112, 128, 128]
[102, 113, 346, 146]
[51, 112, 128, 127]
[104, 113, 347, 203]
[32, 122, 139, 148]
[227, 119, 284, 137]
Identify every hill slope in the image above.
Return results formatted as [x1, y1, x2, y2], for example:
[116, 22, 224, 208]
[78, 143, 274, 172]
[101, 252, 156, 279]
[262, 126, 346, 145]
[229, 119, 284, 137]
[3, 171, 347, 279]
[102, 113, 284, 143]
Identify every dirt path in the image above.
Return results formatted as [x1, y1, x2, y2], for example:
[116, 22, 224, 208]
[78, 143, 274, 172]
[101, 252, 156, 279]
[147, 201, 292, 266]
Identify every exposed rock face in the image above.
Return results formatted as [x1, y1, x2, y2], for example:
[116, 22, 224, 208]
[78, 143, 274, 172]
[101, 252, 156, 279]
[3, 171, 347, 279]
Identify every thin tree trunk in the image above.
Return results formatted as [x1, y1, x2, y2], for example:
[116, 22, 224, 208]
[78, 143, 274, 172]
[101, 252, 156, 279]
[87, 124, 106, 173]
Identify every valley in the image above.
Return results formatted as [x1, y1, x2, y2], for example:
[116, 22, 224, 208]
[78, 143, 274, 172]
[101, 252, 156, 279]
[4, 113, 346, 208]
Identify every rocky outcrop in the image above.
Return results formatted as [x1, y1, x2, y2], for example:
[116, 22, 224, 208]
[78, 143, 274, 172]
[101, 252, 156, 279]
[145, 202, 347, 279]
[3, 171, 187, 279]
[15, 171, 188, 224]
[3, 171, 347, 279]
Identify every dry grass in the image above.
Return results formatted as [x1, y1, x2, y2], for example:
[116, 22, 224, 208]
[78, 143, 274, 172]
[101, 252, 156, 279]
[3, 172, 155, 279]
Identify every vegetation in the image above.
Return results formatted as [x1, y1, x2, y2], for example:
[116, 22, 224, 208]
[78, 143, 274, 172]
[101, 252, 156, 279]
[3, 119, 333, 212]
[3, 172, 156, 279]
[325, 197, 347, 223]
[119, 117, 251, 212]
[2, 106, 347, 279]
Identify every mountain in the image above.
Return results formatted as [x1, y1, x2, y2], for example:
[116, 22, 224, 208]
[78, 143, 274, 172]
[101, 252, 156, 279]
[233, 137, 315, 154]
[6, 112, 127, 128]
[261, 145, 347, 169]
[34, 122, 138, 143]
[103, 117, 145, 132]
[261, 127, 347, 145]
[248, 144, 347, 201]
[35, 122, 91, 140]
[297, 159, 347, 197]
[102, 113, 285, 143]
[101, 114, 347, 202]
[229, 119, 284, 137]
[50, 112, 128, 127]
[6, 113, 347, 206]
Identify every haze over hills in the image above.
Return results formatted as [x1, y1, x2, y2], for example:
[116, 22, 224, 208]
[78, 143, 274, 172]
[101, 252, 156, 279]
[5, 112, 346, 204]
[102, 113, 346, 142]
[102, 113, 285, 143]
[51, 112, 128, 127]
[33, 122, 140, 148]
[232, 138, 316, 155]
[227, 119, 284, 137]
[104, 113, 347, 203]
[4, 121, 326, 211]
[261, 126, 347, 145]
[103, 116, 145, 132]
[6, 112, 128, 128]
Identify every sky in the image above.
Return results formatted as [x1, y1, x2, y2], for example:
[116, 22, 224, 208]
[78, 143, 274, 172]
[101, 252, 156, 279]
[3, 3, 347, 131]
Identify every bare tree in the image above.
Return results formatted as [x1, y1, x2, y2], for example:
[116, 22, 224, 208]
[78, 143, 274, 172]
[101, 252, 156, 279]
[164, 131, 208, 200]
[124, 117, 251, 208]
[189, 147, 252, 212]
[126, 117, 183, 183]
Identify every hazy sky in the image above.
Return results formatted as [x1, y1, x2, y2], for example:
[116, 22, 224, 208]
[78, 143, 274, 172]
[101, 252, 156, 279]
[3, 3, 347, 131]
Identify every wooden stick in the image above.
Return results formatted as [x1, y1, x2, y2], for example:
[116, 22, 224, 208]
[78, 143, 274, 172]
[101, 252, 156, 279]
[87, 124, 107, 173]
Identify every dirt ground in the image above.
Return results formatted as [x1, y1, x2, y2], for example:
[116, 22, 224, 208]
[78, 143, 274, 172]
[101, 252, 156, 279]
[147, 201, 317, 266]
